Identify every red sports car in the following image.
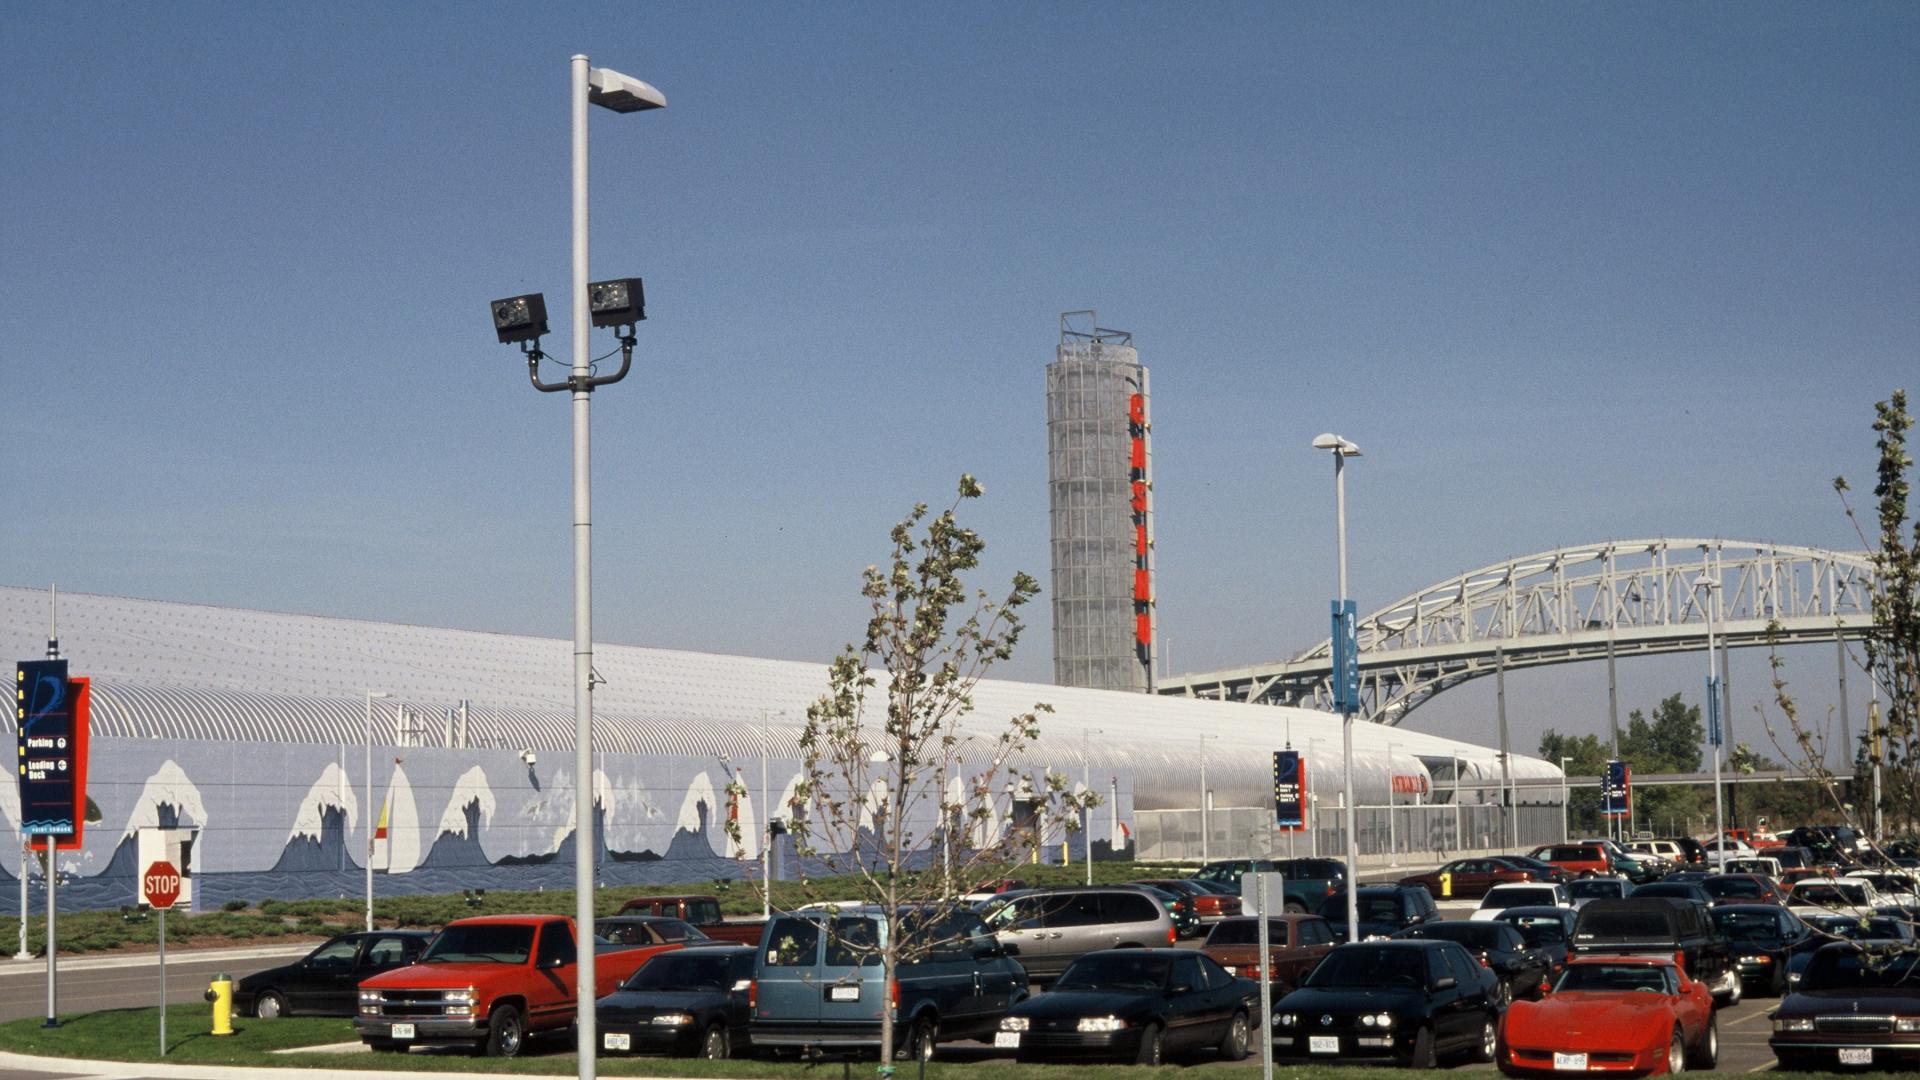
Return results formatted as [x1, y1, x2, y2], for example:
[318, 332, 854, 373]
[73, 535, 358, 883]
[1499, 954, 1717, 1075]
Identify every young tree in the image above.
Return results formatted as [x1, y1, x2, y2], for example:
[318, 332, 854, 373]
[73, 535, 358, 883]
[725, 476, 1095, 1066]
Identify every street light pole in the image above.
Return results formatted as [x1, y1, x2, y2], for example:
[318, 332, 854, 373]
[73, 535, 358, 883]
[1312, 432, 1362, 945]
[1695, 574, 1726, 862]
[1560, 756, 1572, 842]
[363, 690, 389, 932]
[1083, 728, 1103, 886]
[1386, 742, 1398, 867]
[1198, 734, 1217, 862]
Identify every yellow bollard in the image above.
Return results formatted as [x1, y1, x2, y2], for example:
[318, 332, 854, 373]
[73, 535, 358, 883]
[205, 972, 234, 1036]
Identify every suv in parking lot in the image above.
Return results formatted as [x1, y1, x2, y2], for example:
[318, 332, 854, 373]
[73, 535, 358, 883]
[1195, 857, 1347, 913]
[983, 887, 1176, 980]
[1319, 884, 1441, 941]
[1571, 897, 1739, 1005]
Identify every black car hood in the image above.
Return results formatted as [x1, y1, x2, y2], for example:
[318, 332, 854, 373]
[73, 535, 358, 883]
[597, 988, 730, 1014]
[237, 964, 299, 991]
[1013, 989, 1158, 1019]
[1277, 986, 1428, 1015]
[1775, 987, 1920, 1017]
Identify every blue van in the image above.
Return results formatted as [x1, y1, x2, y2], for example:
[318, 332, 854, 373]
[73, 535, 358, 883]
[749, 905, 1028, 1059]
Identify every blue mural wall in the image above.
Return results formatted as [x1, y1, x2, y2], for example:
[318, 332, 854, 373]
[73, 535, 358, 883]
[4, 738, 1136, 912]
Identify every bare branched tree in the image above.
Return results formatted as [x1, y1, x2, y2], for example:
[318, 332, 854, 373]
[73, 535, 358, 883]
[723, 476, 1096, 1065]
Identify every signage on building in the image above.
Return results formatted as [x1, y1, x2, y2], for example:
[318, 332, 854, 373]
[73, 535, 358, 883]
[15, 660, 92, 849]
[1391, 774, 1429, 796]
[1272, 750, 1306, 830]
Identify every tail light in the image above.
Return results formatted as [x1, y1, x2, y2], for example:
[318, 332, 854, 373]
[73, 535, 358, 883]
[1326, 883, 1336, 896]
[890, 980, 901, 1009]
[1168, 924, 1178, 945]
[1477, 951, 1490, 968]
[748, 979, 758, 1010]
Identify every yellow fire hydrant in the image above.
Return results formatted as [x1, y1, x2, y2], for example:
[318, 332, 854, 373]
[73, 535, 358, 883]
[205, 972, 234, 1036]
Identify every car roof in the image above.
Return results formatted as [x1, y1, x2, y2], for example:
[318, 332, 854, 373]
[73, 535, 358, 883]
[1496, 905, 1573, 918]
[659, 942, 754, 953]
[1567, 953, 1675, 967]
[597, 914, 691, 922]
[451, 915, 569, 926]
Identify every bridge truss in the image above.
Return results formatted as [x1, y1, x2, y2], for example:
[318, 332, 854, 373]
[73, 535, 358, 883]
[1160, 539, 1879, 724]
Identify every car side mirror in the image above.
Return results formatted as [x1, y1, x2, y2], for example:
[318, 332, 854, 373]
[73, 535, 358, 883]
[1171, 983, 1193, 994]
[1433, 976, 1456, 990]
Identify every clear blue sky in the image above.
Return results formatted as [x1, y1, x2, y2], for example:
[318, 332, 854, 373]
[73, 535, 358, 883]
[4, 3, 1914, 762]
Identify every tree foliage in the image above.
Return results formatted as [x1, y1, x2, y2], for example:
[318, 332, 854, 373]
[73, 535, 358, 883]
[724, 476, 1094, 1066]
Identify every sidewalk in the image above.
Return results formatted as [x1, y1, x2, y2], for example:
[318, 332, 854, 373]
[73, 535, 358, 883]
[0, 942, 308, 977]
[0, 1049, 621, 1079]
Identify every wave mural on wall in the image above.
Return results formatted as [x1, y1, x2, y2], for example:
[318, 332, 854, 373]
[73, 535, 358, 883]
[419, 766, 495, 869]
[274, 762, 355, 873]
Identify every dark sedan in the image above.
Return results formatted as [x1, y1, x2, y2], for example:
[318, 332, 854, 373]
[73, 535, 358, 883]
[1700, 873, 1787, 907]
[1393, 920, 1551, 1005]
[997, 949, 1257, 1065]
[1491, 906, 1577, 972]
[1630, 880, 1715, 906]
[1770, 942, 1920, 1070]
[235, 930, 433, 1018]
[1496, 855, 1570, 884]
[1710, 904, 1815, 996]
[1785, 914, 1918, 991]
[1273, 939, 1502, 1068]
[596, 944, 754, 1058]
[594, 915, 713, 946]
[1318, 885, 1441, 942]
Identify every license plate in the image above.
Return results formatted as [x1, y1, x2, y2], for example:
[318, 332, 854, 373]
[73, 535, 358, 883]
[1839, 1048, 1873, 1066]
[829, 985, 860, 1001]
[604, 1032, 632, 1051]
[391, 1023, 415, 1040]
[1309, 1035, 1340, 1054]
[1553, 1051, 1588, 1070]
[994, 1032, 1021, 1048]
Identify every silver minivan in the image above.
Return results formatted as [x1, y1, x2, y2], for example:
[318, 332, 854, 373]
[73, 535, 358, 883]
[983, 887, 1176, 981]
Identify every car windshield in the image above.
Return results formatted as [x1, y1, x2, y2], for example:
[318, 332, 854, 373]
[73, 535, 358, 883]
[621, 952, 738, 992]
[1483, 888, 1553, 910]
[1304, 947, 1425, 989]
[1555, 964, 1674, 994]
[1055, 953, 1172, 991]
[420, 924, 535, 964]
[1794, 884, 1868, 906]
[1712, 910, 1785, 942]
[1500, 915, 1568, 946]
[1811, 917, 1905, 941]
[1205, 920, 1289, 946]
[1576, 911, 1672, 939]
[1802, 950, 1920, 990]
[1403, 923, 1498, 948]
[1704, 878, 1765, 898]
[1569, 881, 1623, 899]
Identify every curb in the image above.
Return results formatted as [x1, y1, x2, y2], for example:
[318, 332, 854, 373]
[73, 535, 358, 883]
[0, 943, 310, 977]
[0, 1048, 711, 1080]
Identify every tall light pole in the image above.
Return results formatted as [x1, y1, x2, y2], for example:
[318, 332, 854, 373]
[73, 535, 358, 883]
[1560, 756, 1572, 842]
[1198, 734, 1218, 862]
[1386, 742, 1399, 867]
[1083, 728, 1104, 886]
[363, 690, 389, 932]
[1313, 432, 1362, 945]
[1694, 573, 1726, 860]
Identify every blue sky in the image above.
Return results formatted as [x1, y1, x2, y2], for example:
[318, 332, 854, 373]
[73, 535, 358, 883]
[3, 3, 1914, 761]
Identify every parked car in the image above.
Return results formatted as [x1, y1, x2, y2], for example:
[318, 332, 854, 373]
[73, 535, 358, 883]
[1491, 906, 1578, 972]
[1658, 836, 1708, 866]
[1720, 855, 1785, 879]
[1471, 882, 1572, 921]
[1495, 854, 1571, 883]
[1398, 857, 1538, 901]
[983, 886, 1176, 980]
[1708, 904, 1816, 996]
[961, 878, 1030, 904]
[1272, 939, 1502, 1067]
[594, 916, 713, 946]
[1499, 953, 1717, 1076]
[752, 905, 1026, 1059]
[1580, 838, 1663, 883]
[236, 929, 433, 1018]
[1570, 898, 1738, 1006]
[1786, 914, 1920, 991]
[596, 944, 754, 1058]
[1392, 920, 1551, 1006]
[1318, 884, 1441, 941]
[1195, 857, 1347, 914]
[1200, 914, 1337, 991]
[1851, 870, 1920, 907]
[997, 948, 1258, 1064]
[354, 915, 676, 1056]
[1629, 880, 1715, 906]
[1565, 876, 1631, 910]
[1630, 838, 1687, 864]
[1131, 883, 1201, 938]
[1530, 843, 1615, 878]
[1769, 942, 1920, 1071]
[617, 894, 765, 946]
[1785, 876, 1884, 917]
[1699, 873, 1787, 907]
[1132, 878, 1242, 927]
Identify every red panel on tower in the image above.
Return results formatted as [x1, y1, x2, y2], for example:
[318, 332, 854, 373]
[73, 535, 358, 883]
[1130, 438, 1145, 470]
[1136, 612, 1152, 645]
[1131, 481, 1148, 513]
[1128, 394, 1145, 426]
[1134, 568, 1151, 601]
[1135, 523, 1148, 555]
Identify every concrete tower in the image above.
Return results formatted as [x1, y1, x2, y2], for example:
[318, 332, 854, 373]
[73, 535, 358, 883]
[1047, 311, 1154, 692]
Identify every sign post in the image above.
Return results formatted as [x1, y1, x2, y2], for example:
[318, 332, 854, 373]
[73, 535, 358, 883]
[143, 860, 182, 1055]
[17, 660, 90, 1028]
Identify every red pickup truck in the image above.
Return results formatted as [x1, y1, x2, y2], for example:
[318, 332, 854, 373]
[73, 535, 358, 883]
[617, 894, 765, 946]
[353, 915, 678, 1057]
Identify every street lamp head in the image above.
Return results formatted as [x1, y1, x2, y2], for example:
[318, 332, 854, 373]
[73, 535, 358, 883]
[588, 277, 645, 328]
[490, 293, 548, 344]
[1311, 432, 1362, 456]
[588, 67, 666, 113]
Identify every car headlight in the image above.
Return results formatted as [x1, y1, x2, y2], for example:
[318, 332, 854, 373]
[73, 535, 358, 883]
[1364, 934, 1389, 942]
[1357, 1012, 1393, 1028]
[444, 987, 479, 1004]
[999, 1017, 1029, 1032]
[1077, 1016, 1128, 1033]
[1787, 971, 1803, 986]
[1896, 1018, 1920, 1033]
[1773, 1018, 1814, 1032]
[358, 989, 382, 1003]
[651, 1013, 694, 1027]
[1276, 1013, 1298, 1027]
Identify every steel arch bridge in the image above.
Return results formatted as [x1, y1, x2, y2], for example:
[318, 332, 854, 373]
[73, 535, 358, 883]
[1159, 539, 1879, 724]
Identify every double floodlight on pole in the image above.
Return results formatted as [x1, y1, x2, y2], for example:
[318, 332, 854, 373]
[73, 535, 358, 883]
[1311, 432, 1362, 945]
[485, 54, 664, 1080]
[1693, 572, 1727, 863]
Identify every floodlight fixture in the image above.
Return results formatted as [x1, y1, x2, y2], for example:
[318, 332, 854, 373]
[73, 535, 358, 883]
[588, 277, 645, 328]
[491, 293, 549, 344]
[588, 67, 666, 113]
[1311, 432, 1362, 457]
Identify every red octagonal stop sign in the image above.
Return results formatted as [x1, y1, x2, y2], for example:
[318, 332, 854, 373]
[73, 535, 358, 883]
[142, 860, 181, 909]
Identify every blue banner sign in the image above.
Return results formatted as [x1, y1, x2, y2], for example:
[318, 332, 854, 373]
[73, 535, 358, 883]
[16, 659, 77, 836]
[1272, 750, 1307, 830]
[1602, 759, 1631, 818]
[1705, 676, 1723, 747]
[1330, 599, 1359, 713]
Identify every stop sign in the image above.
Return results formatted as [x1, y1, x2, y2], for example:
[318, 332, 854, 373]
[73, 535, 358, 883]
[142, 860, 182, 909]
